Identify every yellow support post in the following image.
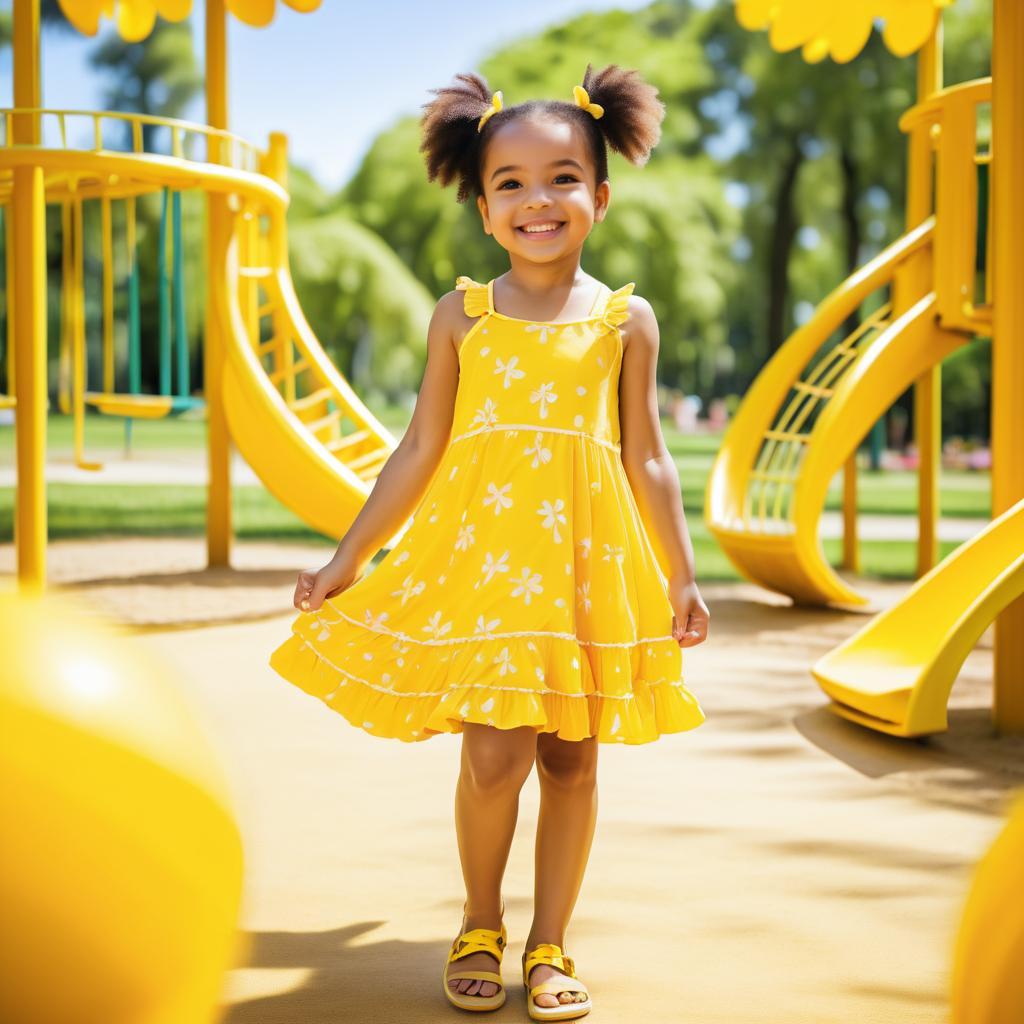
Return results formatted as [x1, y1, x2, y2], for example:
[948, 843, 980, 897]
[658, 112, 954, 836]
[205, 0, 232, 566]
[4, 208, 14, 400]
[11, 0, 46, 591]
[992, 0, 1024, 734]
[101, 196, 114, 394]
[841, 455, 859, 573]
[911, 20, 942, 579]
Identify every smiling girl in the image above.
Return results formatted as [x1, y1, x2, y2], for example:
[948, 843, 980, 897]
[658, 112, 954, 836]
[270, 63, 709, 1021]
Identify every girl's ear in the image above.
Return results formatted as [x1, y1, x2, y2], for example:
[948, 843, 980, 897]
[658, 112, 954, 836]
[593, 179, 611, 223]
[476, 193, 492, 236]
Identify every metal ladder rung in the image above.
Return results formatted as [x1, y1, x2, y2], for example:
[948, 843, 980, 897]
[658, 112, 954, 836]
[239, 265, 272, 279]
[258, 301, 276, 319]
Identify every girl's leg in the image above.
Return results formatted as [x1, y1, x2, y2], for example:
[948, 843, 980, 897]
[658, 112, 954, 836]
[527, 731, 599, 1007]
[449, 722, 537, 999]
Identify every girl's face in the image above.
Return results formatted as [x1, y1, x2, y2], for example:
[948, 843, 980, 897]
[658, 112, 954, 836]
[476, 117, 610, 263]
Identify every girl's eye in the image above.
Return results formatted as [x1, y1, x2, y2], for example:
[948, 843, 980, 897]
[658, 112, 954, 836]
[497, 174, 578, 190]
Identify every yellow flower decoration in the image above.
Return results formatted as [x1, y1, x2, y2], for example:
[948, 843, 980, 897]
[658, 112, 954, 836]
[57, 0, 321, 42]
[477, 91, 504, 133]
[572, 85, 605, 120]
[735, 0, 955, 64]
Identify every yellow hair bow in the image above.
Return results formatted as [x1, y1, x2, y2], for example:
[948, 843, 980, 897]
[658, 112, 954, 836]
[572, 84, 604, 120]
[477, 91, 504, 133]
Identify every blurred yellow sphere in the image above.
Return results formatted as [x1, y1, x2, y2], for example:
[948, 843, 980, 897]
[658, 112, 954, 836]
[0, 591, 245, 1024]
[951, 791, 1024, 1023]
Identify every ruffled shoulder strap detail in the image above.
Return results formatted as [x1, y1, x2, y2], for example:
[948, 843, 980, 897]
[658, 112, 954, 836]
[599, 282, 636, 330]
[455, 276, 492, 319]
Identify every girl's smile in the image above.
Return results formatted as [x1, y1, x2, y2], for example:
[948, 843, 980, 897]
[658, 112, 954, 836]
[516, 219, 567, 240]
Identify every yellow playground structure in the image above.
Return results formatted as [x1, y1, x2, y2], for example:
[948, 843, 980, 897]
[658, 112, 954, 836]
[713, 1, 1024, 738]
[1, 0, 402, 588]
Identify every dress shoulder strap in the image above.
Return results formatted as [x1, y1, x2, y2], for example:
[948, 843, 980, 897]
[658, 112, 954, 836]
[597, 282, 637, 330]
[455, 276, 491, 319]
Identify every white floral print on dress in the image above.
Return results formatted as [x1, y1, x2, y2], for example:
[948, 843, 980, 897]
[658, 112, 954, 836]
[530, 382, 558, 419]
[455, 522, 476, 551]
[480, 550, 511, 584]
[510, 567, 543, 604]
[494, 354, 526, 389]
[483, 481, 512, 514]
[525, 323, 560, 344]
[494, 646, 517, 675]
[537, 498, 567, 544]
[473, 613, 501, 635]
[364, 608, 389, 630]
[390, 574, 426, 606]
[470, 397, 499, 429]
[524, 432, 552, 469]
[422, 610, 453, 638]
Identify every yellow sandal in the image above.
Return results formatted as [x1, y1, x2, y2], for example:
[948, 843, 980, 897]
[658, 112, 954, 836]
[442, 901, 508, 1012]
[522, 942, 592, 1021]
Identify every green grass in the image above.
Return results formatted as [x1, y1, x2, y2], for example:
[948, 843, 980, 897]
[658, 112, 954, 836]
[0, 413, 994, 582]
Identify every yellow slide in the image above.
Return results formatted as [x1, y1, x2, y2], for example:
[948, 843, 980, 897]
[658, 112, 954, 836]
[219, 196, 407, 548]
[705, 217, 968, 607]
[811, 498, 1024, 736]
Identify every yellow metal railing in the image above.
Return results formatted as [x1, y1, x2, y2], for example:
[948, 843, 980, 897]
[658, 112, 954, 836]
[0, 107, 262, 174]
[745, 304, 893, 527]
[899, 78, 992, 332]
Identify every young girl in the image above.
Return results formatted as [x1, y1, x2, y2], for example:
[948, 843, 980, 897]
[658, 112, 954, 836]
[270, 63, 709, 1021]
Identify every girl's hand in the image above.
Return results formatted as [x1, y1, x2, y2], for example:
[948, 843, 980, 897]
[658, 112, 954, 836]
[668, 577, 710, 648]
[293, 554, 364, 612]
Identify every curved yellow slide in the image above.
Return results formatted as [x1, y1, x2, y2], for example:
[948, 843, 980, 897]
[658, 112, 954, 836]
[810, 498, 1024, 736]
[705, 217, 968, 607]
[218, 197, 408, 549]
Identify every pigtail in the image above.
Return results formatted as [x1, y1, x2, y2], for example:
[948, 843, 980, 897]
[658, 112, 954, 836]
[580, 63, 665, 167]
[419, 71, 497, 203]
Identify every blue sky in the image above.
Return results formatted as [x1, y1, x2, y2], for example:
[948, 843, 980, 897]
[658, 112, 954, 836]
[0, 0, 667, 192]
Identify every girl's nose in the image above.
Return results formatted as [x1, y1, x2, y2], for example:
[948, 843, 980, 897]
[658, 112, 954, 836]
[522, 189, 554, 208]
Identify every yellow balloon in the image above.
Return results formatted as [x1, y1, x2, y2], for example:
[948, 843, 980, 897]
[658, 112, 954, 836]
[0, 591, 245, 1024]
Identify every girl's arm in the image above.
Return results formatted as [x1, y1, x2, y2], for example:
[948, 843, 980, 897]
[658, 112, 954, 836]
[617, 296, 710, 647]
[294, 291, 466, 611]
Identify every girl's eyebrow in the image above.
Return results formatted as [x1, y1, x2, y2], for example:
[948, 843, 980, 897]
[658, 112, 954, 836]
[490, 158, 585, 182]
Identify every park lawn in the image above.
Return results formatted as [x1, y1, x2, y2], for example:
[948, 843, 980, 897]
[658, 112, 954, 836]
[0, 482, 976, 583]
[0, 413, 992, 581]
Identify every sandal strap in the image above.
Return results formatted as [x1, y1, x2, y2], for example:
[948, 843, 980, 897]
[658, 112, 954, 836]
[449, 924, 508, 964]
[522, 942, 576, 978]
[530, 977, 589, 999]
[446, 968, 504, 985]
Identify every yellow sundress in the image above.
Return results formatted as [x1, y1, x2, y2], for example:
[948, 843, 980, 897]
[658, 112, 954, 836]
[269, 275, 707, 744]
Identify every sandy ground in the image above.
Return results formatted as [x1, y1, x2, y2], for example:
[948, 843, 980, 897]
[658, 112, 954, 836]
[4, 538, 1023, 1023]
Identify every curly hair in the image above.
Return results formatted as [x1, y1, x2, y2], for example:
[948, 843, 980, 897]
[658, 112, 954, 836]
[419, 63, 666, 203]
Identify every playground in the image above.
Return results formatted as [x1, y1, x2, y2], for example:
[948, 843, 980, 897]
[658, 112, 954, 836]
[2, 1, 1023, 1022]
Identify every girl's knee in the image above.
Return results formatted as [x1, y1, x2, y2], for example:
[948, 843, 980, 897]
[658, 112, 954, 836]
[461, 725, 536, 793]
[536, 736, 598, 788]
